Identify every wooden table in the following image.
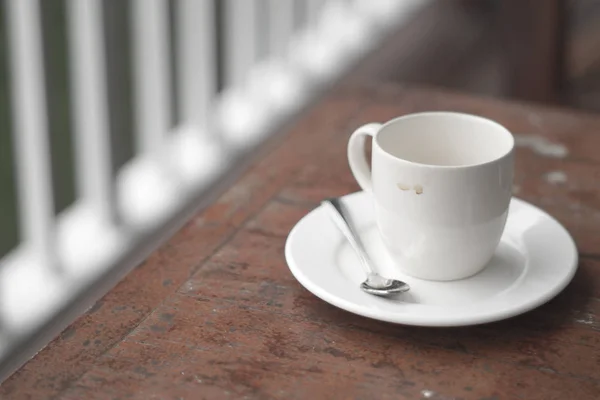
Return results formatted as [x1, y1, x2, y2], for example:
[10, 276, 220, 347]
[3, 83, 600, 399]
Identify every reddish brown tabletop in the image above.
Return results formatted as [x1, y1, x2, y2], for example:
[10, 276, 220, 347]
[3, 83, 600, 400]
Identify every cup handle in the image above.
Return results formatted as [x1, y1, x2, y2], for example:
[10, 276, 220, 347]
[347, 123, 381, 192]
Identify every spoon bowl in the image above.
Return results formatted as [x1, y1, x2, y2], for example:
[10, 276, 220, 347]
[360, 274, 410, 296]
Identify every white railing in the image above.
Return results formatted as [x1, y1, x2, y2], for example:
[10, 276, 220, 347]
[0, 0, 428, 380]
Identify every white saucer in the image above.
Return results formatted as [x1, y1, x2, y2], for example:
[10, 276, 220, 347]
[285, 191, 578, 327]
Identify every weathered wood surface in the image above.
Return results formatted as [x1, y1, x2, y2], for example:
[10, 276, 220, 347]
[3, 83, 600, 400]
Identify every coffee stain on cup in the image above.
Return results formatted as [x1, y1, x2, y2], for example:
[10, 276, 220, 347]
[397, 183, 411, 191]
[414, 184, 423, 195]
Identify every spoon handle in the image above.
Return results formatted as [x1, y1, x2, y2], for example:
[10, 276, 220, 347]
[322, 198, 375, 275]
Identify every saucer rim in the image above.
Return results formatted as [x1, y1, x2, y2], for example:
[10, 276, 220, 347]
[285, 191, 578, 327]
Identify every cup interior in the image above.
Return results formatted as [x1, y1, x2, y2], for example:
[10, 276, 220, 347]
[375, 112, 514, 167]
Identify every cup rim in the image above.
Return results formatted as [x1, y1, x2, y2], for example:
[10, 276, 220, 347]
[374, 111, 515, 169]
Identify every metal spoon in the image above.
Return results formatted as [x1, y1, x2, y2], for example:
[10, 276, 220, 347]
[321, 198, 410, 296]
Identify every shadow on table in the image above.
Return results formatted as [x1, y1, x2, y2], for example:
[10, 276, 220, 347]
[296, 258, 593, 364]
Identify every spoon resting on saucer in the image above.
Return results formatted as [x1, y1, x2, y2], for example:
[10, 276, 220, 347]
[321, 198, 410, 296]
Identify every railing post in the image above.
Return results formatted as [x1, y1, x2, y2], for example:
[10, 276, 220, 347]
[67, 0, 117, 224]
[5, 0, 56, 268]
[268, 0, 295, 57]
[177, 0, 216, 130]
[224, 0, 259, 87]
[131, 0, 172, 156]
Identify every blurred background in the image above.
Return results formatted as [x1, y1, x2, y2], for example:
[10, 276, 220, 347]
[0, 0, 598, 380]
[2, 0, 599, 259]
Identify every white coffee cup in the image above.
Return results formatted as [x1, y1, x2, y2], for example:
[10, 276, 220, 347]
[348, 112, 515, 281]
